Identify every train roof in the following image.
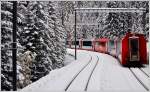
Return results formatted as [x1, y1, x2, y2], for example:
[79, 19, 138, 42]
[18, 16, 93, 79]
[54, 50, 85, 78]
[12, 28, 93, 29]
[123, 32, 145, 39]
[94, 38, 109, 42]
[79, 38, 95, 41]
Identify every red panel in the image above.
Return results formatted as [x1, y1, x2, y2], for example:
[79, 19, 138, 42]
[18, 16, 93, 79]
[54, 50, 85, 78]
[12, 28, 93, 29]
[139, 36, 147, 64]
[121, 33, 131, 65]
[122, 37, 128, 65]
[95, 38, 109, 42]
[93, 38, 109, 53]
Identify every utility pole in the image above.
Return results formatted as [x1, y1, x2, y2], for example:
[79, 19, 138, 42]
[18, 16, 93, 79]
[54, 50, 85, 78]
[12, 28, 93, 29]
[12, 1, 17, 91]
[98, 22, 100, 38]
[74, 9, 77, 60]
[61, 10, 64, 26]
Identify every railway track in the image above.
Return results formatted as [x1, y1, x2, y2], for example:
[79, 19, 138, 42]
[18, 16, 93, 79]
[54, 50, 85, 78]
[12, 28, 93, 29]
[139, 68, 149, 77]
[129, 68, 149, 91]
[64, 55, 92, 91]
[85, 56, 99, 91]
[65, 55, 99, 91]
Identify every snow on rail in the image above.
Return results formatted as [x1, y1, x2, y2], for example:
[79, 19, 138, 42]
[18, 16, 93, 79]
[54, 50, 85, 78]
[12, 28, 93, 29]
[90, 54, 147, 91]
[141, 65, 150, 77]
[66, 55, 99, 91]
[130, 68, 149, 91]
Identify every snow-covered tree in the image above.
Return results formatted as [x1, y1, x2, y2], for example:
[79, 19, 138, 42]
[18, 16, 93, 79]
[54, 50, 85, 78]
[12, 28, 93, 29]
[1, 1, 148, 90]
[1, 1, 13, 90]
[1, 1, 67, 90]
[103, 1, 129, 39]
[103, 1, 149, 39]
[18, 1, 66, 82]
[21, 1, 52, 81]
[16, 1, 35, 89]
[129, 1, 149, 39]
[46, 1, 66, 69]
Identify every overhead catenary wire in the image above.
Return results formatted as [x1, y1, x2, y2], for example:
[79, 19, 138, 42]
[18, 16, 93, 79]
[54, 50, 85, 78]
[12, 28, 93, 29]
[75, 8, 146, 13]
[73, 7, 146, 60]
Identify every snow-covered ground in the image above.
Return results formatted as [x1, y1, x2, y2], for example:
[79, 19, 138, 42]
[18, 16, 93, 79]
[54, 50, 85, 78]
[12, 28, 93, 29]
[141, 64, 150, 77]
[63, 49, 75, 66]
[21, 49, 149, 92]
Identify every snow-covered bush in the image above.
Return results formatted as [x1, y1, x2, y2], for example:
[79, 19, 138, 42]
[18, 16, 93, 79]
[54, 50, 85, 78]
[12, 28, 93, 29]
[17, 51, 36, 88]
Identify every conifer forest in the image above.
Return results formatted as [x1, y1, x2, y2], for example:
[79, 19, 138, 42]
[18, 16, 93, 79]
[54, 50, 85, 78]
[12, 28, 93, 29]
[1, 1, 149, 91]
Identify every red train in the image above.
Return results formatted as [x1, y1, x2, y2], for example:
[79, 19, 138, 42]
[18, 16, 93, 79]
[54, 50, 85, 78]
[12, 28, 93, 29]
[67, 32, 148, 66]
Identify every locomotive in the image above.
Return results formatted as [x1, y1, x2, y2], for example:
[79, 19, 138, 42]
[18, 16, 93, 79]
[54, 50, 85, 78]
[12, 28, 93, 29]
[66, 32, 148, 66]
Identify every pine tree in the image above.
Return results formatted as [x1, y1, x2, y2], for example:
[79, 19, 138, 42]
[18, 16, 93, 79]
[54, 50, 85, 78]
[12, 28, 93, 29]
[129, 1, 149, 39]
[16, 1, 34, 89]
[18, 1, 67, 82]
[103, 1, 128, 39]
[21, 1, 52, 81]
[103, 1, 149, 39]
[1, 1, 13, 90]
[46, 1, 66, 69]
[17, 1, 28, 52]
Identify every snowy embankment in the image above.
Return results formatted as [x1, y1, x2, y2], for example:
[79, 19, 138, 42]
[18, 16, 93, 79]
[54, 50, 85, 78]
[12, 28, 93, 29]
[21, 49, 149, 92]
[21, 49, 92, 91]
[63, 49, 75, 66]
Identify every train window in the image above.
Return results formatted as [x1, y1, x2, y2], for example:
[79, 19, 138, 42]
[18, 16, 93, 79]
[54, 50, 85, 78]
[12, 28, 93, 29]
[110, 41, 115, 50]
[117, 40, 121, 55]
[83, 41, 92, 46]
[95, 42, 100, 46]
[129, 38, 139, 61]
[95, 42, 106, 47]
[130, 39, 138, 52]
[109, 41, 114, 46]
[76, 41, 79, 45]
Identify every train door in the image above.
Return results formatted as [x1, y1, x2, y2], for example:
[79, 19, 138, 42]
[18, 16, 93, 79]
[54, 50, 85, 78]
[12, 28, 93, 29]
[79, 39, 82, 48]
[99, 42, 106, 52]
[95, 41, 100, 51]
[129, 37, 139, 61]
[109, 40, 115, 53]
[116, 40, 121, 56]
